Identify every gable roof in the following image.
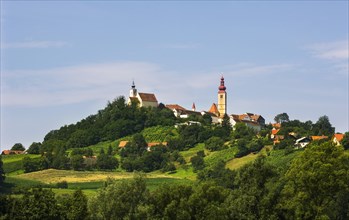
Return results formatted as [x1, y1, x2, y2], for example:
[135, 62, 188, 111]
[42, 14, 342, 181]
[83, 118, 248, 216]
[311, 135, 328, 141]
[202, 111, 218, 117]
[181, 109, 202, 116]
[272, 123, 281, 129]
[118, 141, 129, 148]
[296, 137, 311, 143]
[271, 129, 280, 135]
[138, 93, 158, 102]
[333, 133, 344, 142]
[208, 103, 219, 115]
[147, 142, 168, 147]
[1, 150, 24, 155]
[166, 104, 187, 111]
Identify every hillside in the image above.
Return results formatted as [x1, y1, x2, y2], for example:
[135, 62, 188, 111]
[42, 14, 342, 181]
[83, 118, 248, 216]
[1, 97, 348, 219]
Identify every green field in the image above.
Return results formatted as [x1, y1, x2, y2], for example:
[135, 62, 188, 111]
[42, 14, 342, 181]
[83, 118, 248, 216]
[180, 143, 206, 163]
[2, 154, 40, 174]
[2, 168, 193, 196]
[225, 153, 259, 170]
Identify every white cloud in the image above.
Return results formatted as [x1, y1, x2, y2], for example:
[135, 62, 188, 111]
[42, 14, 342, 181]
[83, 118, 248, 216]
[1, 41, 69, 49]
[307, 40, 349, 60]
[1, 61, 295, 108]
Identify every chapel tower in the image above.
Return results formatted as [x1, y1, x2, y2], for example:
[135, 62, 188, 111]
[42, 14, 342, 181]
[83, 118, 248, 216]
[217, 76, 227, 118]
[130, 81, 137, 97]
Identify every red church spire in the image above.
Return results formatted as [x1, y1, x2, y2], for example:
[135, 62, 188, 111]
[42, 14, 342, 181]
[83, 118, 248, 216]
[218, 75, 226, 92]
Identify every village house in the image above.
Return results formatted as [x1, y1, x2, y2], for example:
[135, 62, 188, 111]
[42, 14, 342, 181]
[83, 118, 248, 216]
[118, 141, 167, 151]
[230, 113, 265, 132]
[294, 137, 311, 149]
[1, 150, 25, 155]
[311, 135, 329, 141]
[332, 133, 344, 146]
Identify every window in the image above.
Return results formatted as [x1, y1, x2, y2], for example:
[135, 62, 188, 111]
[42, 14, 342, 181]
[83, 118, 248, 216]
[220, 95, 223, 98]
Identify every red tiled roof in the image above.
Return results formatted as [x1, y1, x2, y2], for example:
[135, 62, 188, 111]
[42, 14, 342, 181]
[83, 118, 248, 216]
[333, 133, 344, 142]
[208, 103, 219, 115]
[1, 150, 24, 155]
[271, 129, 279, 135]
[147, 142, 168, 147]
[118, 141, 129, 148]
[138, 93, 158, 102]
[166, 104, 187, 111]
[272, 123, 281, 128]
[311, 135, 328, 140]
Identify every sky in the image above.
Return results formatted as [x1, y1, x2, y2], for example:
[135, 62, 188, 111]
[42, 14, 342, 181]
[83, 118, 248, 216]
[1, 1, 348, 150]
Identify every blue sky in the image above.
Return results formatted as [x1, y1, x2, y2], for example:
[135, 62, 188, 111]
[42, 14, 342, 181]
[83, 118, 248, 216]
[1, 1, 348, 150]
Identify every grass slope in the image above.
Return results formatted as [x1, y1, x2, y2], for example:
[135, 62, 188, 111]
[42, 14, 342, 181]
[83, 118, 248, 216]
[2, 154, 40, 174]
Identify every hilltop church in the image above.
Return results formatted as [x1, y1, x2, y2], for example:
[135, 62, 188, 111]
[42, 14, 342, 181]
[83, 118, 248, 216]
[127, 81, 158, 108]
[127, 76, 264, 130]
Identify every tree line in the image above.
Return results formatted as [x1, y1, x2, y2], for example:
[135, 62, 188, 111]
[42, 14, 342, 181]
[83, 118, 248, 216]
[1, 141, 348, 219]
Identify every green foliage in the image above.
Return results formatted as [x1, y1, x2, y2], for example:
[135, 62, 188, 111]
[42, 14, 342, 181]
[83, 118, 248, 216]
[22, 156, 48, 173]
[11, 143, 25, 151]
[60, 189, 88, 220]
[6, 188, 60, 219]
[205, 147, 237, 167]
[190, 151, 205, 172]
[89, 174, 148, 219]
[56, 180, 68, 189]
[70, 155, 84, 171]
[43, 96, 177, 152]
[27, 142, 42, 154]
[96, 153, 119, 171]
[225, 156, 281, 219]
[313, 115, 335, 136]
[342, 132, 349, 150]
[197, 160, 236, 189]
[274, 112, 290, 123]
[232, 122, 255, 140]
[280, 142, 349, 219]
[141, 125, 178, 142]
[204, 136, 225, 151]
[0, 156, 5, 185]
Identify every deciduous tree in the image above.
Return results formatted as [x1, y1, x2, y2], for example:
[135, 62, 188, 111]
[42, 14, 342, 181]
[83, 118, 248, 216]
[11, 143, 25, 151]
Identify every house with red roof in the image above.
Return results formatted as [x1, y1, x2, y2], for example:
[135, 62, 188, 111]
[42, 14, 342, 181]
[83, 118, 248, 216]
[332, 133, 344, 146]
[230, 113, 265, 132]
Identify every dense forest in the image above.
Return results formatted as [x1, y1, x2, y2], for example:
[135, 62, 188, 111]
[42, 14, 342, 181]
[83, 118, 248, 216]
[1, 96, 349, 219]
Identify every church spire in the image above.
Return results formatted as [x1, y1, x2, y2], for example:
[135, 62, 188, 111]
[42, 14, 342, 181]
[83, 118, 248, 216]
[130, 80, 137, 97]
[218, 75, 226, 92]
[217, 75, 227, 118]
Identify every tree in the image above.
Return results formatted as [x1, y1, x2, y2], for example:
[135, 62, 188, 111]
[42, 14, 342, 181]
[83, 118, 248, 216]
[70, 155, 84, 171]
[274, 113, 290, 124]
[22, 157, 48, 173]
[0, 156, 5, 185]
[280, 142, 349, 219]
[313, 115, 335, 136]
[89, 174, 148, 219]
[342, 132, 349, 150]
[27, 142, 41, 154]
[14, 188, 60, 219]
[11, 143, 25, 151]
[107, 145, 113, 156]
[66, 189, 88, 220]
[190, 153, 205, 172]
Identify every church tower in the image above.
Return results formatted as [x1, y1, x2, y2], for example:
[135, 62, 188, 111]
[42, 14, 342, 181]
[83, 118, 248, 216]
[130, 80, 137, 97]
[217, 76, 227, 118]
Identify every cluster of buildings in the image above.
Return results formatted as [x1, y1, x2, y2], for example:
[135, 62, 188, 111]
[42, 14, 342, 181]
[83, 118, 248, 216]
[271, 123, 345, 148]
[127, 76, 265, 131]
